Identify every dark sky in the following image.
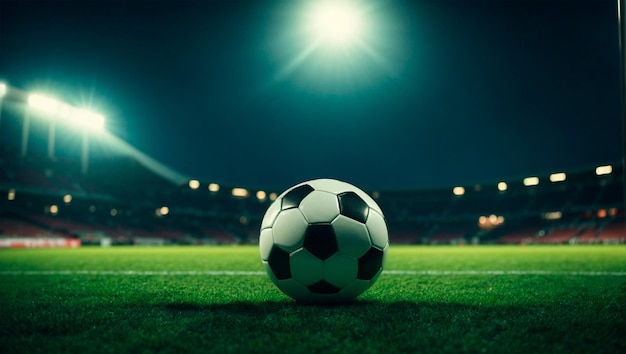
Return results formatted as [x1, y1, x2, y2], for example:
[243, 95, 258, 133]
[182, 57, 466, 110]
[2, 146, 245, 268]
[0, 0, 622, 191]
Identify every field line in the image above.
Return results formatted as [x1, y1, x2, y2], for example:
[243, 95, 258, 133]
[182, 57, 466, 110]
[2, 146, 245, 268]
[1, 270, 625, 276]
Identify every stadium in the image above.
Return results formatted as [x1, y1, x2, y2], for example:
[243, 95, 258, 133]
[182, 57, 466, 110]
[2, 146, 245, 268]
[1, 0, 625, 353]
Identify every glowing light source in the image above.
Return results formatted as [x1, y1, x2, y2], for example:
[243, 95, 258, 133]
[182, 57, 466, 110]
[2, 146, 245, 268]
[595, 165, 613, 176]
[497, 182, 507, 191]
[68, 108, 105, 131]
[232, 188, 249, 198]
[478, 214, 505, 230]
[269, 193, 278, 201]
[308, 0, 364, 46]
[0, 83, 6, 97]
[453, 186, 465, 196]
[208, 183, 220, 192]
[63, 194, 72, 204]
[256, 190, 267, 201]
[523, 177, 539, 186]
[28, 94, 60, 114]
[188, 179, 200, 190]
[49, 205, 59, 215]
[549, 173, 566, 182]
[544, 211, 562, 220]
[156, 206, 169, 216]
[8, 189, 15, 201]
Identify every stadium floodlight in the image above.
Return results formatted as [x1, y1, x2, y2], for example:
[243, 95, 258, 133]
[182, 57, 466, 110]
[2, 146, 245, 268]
[452, 186, 465, 196]
[523, 177, 539, 186]
[308, 0, 364, 47]
[188, 179, 200, 190]
[497, 182, 508, 192]
[208, 183, 220, 192]
[28, 94, 61, 114]
[549, 173, 566, 183]
[256, 190, 267, 201]
[232, 188, 249, 198]
[68, 108, 105, 132]
[595, 165, 613, 175]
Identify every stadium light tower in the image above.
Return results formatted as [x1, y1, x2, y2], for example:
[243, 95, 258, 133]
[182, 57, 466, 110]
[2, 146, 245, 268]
[69, 108, 105, 175]
[27, 93, 62, 158]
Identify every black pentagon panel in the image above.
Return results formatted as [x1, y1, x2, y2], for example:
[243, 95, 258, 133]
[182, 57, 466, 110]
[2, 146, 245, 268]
[338, 192, 370, 224]
[303, 224, 338, 261]
[281, 184, 315, 210]
[357, 247, 384, 280]
[308, 280, 341, 294]
[268, 246, 291, 280]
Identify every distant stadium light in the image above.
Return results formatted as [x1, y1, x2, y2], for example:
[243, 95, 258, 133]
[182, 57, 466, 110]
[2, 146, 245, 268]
[157, 206, 169, 216]
[269, 192, 278, 201]
[49, 204, 59, 215]
[7, 189, 15, 201]
[544, 211, 562, 220]
[549, 173, 566, 183]
[188, 179, 200, 190]
[256, 190, 267, 201]
[28, 94, 60, 114]
[208, 183, 220, 192]
[595, 165, 613, 176]
[497, 182, 507, 192]
[0, 83, 6, 97]
[110, 208, 118, 216]
[232, 188, 249, 198]
[478, 214, 504, 230]
[452, 186, 465, 196]
[523, 177, 539, 186]
[63, 194, 72, 204]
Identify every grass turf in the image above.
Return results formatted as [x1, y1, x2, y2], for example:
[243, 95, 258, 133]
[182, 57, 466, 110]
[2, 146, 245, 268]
[0, 245, 625, 353]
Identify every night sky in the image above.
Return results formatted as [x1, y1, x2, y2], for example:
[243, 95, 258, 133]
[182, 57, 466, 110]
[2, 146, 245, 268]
[0, 0, 622, 191]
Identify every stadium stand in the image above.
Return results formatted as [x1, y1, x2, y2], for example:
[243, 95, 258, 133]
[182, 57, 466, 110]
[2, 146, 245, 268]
[0, 144, 623, 246]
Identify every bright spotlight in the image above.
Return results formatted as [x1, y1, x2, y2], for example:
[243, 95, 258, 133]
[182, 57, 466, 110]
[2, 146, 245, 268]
[69, 108, 105, 131]
[309, 0, 364, 46]
[0, 83, 6, 97]
[28, 94, 60, 114]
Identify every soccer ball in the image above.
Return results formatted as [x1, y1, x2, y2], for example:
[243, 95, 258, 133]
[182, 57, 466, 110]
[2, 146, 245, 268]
[259, 178, 389, 303]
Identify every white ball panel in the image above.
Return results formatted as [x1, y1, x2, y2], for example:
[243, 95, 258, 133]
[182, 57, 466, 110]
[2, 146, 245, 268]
[338, 279, 371, 300]
[272, 209, 308, 252]
[278, 278, 311, 302]
[261, 199, 282, 230]
[331, 215, 372, 258]
[306, 178, 351, 194]
[298, 190, 340, 223]
[365, 209, 389, 249]
[259, 228, 274, 261]
[290, 248, 324, 286]
[306, 178, 383, 215]
[323, 253, 358, 288]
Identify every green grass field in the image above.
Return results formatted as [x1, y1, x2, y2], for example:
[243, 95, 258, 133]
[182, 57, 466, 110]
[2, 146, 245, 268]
[1, 245, 625, 353]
